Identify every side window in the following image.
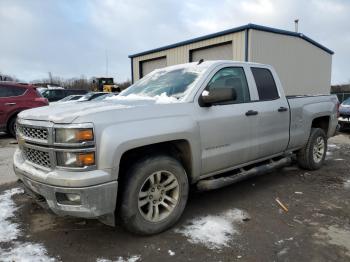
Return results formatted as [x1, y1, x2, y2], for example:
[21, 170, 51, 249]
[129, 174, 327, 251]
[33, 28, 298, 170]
[0, 85, 26, 97]
[251, 68, 279, 100]
[10, 87, 26, 96]
[206, 67, 250, 104]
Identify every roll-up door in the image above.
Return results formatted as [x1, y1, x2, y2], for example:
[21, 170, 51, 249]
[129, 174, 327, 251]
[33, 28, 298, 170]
[190, 42, 233, 62]
[140, 57, 167, 78]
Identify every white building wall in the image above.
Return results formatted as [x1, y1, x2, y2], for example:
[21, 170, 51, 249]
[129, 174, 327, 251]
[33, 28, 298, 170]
[249, 29, 332, 96]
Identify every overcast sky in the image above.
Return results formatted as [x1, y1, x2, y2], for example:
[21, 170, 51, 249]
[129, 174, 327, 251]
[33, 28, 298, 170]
[0, 0, 349, 84]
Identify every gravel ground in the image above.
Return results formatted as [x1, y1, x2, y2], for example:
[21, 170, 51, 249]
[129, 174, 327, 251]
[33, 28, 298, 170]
[0, 132, 349, 261]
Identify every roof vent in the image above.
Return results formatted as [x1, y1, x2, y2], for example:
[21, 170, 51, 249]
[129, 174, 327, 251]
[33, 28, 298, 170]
[294, 19, 299, 33]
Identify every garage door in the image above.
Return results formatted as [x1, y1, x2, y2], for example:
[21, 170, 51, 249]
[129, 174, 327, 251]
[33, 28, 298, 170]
[140, 57, 167, 78]
[190, 42, 233, 62]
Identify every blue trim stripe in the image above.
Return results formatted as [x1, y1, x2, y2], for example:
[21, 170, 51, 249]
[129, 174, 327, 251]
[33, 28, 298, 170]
[128, 23, 334, 58]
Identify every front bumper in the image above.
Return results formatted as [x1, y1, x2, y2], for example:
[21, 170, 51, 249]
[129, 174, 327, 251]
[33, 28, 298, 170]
[14, 150, 118, 220]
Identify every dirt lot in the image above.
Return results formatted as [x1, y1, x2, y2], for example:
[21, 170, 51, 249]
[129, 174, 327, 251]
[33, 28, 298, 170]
[0, 132, 350, 262]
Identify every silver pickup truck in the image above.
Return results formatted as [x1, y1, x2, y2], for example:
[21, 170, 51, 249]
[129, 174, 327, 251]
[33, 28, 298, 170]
[14, 61, 338, 235]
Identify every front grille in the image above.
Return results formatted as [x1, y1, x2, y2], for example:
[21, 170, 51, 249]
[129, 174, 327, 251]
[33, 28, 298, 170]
[17, 124, 48, 141]
[23, 147, 51, 169]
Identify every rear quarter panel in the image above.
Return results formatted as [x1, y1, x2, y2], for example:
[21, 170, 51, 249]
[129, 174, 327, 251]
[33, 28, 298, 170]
[287, 95, 338, 150]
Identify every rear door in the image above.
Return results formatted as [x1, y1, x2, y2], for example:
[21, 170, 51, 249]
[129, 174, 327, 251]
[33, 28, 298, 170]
[196, 65, 258, 175]
[247, 66, 290, 159]
[0, 85, 27, 129]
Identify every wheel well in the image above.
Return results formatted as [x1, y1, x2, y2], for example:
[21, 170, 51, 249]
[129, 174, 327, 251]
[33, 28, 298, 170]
[6, 112, 18, 131]
[118, 140, 193, 183]
[311, 116, 330, 135]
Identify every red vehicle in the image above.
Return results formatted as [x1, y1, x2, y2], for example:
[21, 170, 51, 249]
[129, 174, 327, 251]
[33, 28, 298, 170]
[0, 82, 48, 137]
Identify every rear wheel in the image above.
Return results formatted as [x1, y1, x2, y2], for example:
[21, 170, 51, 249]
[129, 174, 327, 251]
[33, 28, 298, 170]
[297, 128, 327, 170]
[119, 155, 189, 235]
[7, 116, 17, 137]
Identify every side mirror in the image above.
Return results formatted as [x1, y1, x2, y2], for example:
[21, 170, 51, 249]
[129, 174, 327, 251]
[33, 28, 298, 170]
[199, 88, 236, 107]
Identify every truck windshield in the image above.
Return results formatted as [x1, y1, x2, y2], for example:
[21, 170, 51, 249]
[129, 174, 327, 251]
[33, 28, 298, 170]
[120, 67, 203, 99]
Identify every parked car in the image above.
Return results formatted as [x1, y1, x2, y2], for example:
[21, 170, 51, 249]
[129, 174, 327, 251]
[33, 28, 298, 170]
[41, 88, 88, 102]
[77, 92, 110, 102]
[0, 82, 48, 136]
[89, 93, 119, 101]
[50, 95, 84, 105]
[338, 97, 350, 130]
[14, 61, 338, 235]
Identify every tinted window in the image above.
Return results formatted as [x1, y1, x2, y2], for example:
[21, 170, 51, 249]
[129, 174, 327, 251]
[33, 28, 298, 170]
[0, 85, 26, 97]
[251, 68, 279, 100]
[206, 67, 250, 104]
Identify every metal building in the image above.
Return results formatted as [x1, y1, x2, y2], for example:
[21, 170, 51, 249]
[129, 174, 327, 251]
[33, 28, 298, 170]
[129, 24, 333, 96]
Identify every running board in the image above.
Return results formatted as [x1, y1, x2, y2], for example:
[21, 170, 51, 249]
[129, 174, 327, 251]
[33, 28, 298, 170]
[196, 157, 292, 191]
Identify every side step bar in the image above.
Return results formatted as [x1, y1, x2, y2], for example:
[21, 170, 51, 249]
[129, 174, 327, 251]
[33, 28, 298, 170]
[196, 157, 292, 191]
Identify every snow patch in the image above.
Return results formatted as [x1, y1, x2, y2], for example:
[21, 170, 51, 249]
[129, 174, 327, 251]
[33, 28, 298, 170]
[327, 144, 339, 149]
[0, 242, 55, 262]
[168, 250, 175, 256]
[107, 93, 178, 104]
[334, 158, 344, 161]
[344, 180, 350, 189]
[96, 255, 141, 262]
[0, 188, 56, 261]
[175, 209, 248, 250]
[0, 188, 23, 242]
[326, 151, 333, 156]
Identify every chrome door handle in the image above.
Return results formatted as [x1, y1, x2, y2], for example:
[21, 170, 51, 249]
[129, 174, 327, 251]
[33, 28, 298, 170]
[245, 110, 258, 116]
[5, 102, 16, 106]
[278, 107, 288, 112]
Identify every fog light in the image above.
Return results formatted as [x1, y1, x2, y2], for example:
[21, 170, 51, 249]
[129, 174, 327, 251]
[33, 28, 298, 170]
[66, 193, 81, 203]
[56, 192, 81, 205]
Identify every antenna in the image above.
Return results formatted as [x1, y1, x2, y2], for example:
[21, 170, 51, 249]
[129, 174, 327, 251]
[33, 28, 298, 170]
[294, 19, 299, 33]
[197, 59, 204, 65]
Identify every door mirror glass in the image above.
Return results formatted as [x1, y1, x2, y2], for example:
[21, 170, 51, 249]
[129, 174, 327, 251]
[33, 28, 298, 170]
[200, 88, 236, 106]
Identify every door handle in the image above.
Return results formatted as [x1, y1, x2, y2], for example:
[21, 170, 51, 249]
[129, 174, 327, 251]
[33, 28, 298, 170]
[245, 110, 258, 116]
[5, 102, 16, 106]
[278, 107, 288, 112]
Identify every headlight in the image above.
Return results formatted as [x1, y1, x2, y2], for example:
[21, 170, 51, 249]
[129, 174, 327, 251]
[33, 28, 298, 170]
[55, 128, 94, 143]
[56, 151, 95, 168]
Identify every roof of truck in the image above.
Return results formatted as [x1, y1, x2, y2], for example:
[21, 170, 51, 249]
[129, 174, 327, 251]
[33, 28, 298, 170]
[129, 23, 334, 58]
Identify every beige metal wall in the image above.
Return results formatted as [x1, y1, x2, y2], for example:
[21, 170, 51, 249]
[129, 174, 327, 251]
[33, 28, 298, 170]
[132, 31, 246, 82]
[249, 29, 332, 96]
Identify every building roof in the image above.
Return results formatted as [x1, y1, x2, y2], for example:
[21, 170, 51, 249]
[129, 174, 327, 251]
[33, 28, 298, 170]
[129, 23, 334, 58]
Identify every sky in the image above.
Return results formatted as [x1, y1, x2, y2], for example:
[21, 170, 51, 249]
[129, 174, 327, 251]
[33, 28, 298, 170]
[0, 0, 349, 84]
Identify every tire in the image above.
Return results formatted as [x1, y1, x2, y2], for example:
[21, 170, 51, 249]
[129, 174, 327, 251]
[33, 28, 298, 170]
[7, 116, 17, 138]
[119, 155, 189, 235]
[297, 128, 327, 170]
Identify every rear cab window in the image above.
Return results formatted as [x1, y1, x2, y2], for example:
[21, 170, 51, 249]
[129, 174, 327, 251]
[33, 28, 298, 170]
[251, 68, 279, 101]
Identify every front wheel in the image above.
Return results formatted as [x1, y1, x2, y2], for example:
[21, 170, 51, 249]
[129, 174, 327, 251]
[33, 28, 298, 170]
[119, 155, 189, 235]
[297, 128, 327, 170]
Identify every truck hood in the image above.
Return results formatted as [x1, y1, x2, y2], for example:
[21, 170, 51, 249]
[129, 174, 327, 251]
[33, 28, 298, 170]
[19, 97, 177, 123]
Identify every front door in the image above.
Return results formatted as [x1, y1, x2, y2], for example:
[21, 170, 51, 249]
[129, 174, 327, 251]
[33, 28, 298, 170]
[196, 66, 258, 175]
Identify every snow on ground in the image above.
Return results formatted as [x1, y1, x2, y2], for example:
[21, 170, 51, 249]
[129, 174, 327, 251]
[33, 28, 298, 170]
[0, 188, 23, 242]
[168, 250, 175, 256]
[0, 188, 55, 261]
[0, 242, 55, 262]
[96, 255, 141, 262]
[344, 180, 350, 189]
[175, 209, 249, 250]
[328, 144, 340, 150]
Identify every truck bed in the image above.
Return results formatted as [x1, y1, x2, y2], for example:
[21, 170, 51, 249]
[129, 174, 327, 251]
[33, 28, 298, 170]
[286, 94, 338, 151]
